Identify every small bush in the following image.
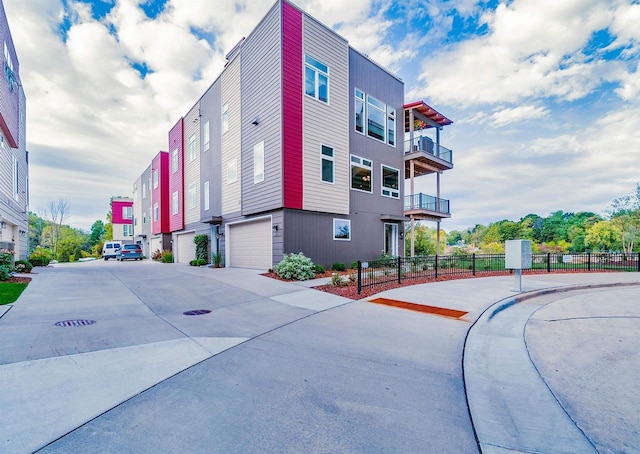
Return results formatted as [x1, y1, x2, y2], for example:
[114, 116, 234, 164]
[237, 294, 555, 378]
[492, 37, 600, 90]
[313, 264, 325, 274]
[0, 265, 11, 281]
[196, 258, 207, 266]
[212, 252, 223, 267]
[331, 262, 346, 271]
[161, 251, 173, 263]
[0, 249, 14, 267]
[152, 249, 163, 260]
[330, 272, 346, 287]
[350, 261, 358, 270]
[274, 252, 315, 281]
[189, 259, 198, 266]
[29, 247, 53, 267]
[14, 260, 33, 273]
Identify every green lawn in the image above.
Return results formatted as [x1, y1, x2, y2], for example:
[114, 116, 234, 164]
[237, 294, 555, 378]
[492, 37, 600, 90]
[0, 282, 28, 305]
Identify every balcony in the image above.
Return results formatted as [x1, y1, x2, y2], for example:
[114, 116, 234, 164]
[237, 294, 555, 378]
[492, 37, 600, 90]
[404, 193, 451, 220]
[404, 136, 453, 177]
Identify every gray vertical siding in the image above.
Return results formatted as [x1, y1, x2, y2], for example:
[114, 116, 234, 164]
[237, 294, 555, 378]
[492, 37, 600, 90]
[240, 2, 283, 215]
[199, 77, 222, 220]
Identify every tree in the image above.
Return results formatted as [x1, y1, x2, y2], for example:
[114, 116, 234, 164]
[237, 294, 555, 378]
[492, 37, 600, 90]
[608, 184, 640, 255]
[405, 224, 437, 256]
[42, 198, 70, 257]
[585, 221, 621, 251]
[89, 220, 106, 246]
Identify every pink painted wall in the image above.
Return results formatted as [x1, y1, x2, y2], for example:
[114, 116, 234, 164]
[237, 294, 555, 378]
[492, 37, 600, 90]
[151, 151, 170, 235]
[168, 118, 184, 232]
[112, 200, 133, 224]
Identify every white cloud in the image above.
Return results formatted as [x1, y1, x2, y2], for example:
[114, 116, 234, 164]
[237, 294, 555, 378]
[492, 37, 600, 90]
[490, 105, 549, 127]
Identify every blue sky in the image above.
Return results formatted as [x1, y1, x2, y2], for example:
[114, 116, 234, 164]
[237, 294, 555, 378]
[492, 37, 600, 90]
[5, 0, 640, 232]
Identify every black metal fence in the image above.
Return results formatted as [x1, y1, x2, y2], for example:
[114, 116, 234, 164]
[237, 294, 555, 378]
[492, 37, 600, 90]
[357, 252, 640, 294]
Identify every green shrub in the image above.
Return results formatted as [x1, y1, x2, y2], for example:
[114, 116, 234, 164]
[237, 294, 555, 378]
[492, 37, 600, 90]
[196, 258, 206, 266]
[14, 260, 33, 273]
[29, 247, 53, 267]
[189, 259, 198, 266]
[350, 261, 358, 270]
[212, 252, 223, 267]
[331, 262, 346, 271]
[0, 265, 11, 281]
[330, 272, 346, 287]
[161, 251, 173, 263]
[0, 249, 14, 267]
[313, 264, 325, 274]
[194, 234, 209, 261]
[274, 252, 315, 281]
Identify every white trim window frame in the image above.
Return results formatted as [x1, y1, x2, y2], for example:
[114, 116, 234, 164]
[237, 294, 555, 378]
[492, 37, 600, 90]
[333, 218, 351, 241]
[227, 159, 238, 184]
[381, 164, 400, 199]
[153, 202, 159, 221]
[171, 191, 179, 215]
[12, 155, 18, 200]
[153, 169, 159, 188]
[203, 181, 210, 211]
[171, 148, 179, 174]
[350, 155, 373, 193]
[254, 141, 264, 184]
[203, 119, 210, 151]
[304, 54, 329, 104]
[366, 94, 386, 143]
[222, 102, 229, 134]
[321, 144, 334, 184]
[188, 183, 197, 209]
[355, 89, 365, 135]
[387, 107, 396, 147]
[123, 224, 132, 237]
[188, 134, 197, 162]
[122, 206, 132, 220]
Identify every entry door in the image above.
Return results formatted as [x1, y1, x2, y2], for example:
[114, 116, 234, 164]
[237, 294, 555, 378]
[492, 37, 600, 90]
[384, 223, 398, 256]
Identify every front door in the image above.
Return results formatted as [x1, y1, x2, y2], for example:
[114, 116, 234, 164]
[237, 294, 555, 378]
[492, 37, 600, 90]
[384, 223, 398, 256]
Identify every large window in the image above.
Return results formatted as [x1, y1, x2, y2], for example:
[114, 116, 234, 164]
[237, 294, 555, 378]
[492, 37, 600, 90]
[188, 134, 196, 162]
[222, 102, 229, 134]
[203, 120, 210, 151]
[355, 89, 396, 147]
[227, 159, 237, 184]
[333, 219, 351, 241]
[171, 148, 178, 174]
[188, 183, 197, 209]
[350, 155, 372, 193]
[254, 141, 264, 184]
[123, 224, 132, 237]
[171, 191, 179, 215]
[321, 145, 334, 183]
[381, 165, 399, 199]
[4, 42, 16, 93]
[122, 206, 133, 219]
[203, 181, 210, 211]
[305, 54, 328, 103]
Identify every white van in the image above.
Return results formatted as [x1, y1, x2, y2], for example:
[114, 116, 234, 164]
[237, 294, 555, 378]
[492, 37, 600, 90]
[102, 241, 122, 260]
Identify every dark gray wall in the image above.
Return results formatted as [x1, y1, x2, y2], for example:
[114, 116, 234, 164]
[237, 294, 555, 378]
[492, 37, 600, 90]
[200, 77, 222, 220]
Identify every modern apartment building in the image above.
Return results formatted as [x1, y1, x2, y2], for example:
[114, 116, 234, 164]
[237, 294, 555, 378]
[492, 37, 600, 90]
[133, 0, 453, 269]
[111, 197, 133, 242]
[0, 1, 28, 260]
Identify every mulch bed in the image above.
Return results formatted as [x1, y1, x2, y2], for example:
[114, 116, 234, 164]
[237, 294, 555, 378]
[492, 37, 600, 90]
[265, 269, 598, 300]
[6, 276, 32, 284]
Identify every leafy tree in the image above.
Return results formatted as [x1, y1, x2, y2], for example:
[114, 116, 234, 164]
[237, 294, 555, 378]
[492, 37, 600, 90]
[89, 220, 106, 246]
[585, 221, 621, 251]
[406, 224, 437, 256]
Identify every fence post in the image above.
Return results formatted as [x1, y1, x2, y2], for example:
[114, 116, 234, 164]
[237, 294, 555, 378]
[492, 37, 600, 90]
[547, 253, 551, 273]
[357, 261, 362, 295]
[637, 252, 640, 272]
[435, 254, 439, 279]
[397, 257, 402, 284]
[588, 252, 591, 272]
[472, 254, 476, 276]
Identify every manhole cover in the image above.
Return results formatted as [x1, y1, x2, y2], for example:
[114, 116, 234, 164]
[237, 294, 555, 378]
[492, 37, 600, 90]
[55, 320, 96, 327]
[183, 309, 212, 316]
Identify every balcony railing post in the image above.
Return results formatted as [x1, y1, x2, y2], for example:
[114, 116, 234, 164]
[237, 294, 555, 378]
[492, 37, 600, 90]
[357, 261, 362, 295]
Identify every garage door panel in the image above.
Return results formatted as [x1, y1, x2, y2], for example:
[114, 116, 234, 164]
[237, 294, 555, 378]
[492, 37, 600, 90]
[229, 219, 271, 269]
[150, 237, 162, 255]
[176, 232, 196, 264]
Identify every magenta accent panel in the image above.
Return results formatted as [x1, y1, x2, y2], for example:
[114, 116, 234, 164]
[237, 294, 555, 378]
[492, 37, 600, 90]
[152, 151, 170, 234]
[281, 1, 303, 209]
[112, 200, 133, 224]
[168, 118, 184, 232]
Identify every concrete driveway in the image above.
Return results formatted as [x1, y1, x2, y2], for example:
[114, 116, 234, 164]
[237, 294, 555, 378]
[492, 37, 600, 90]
[1, 260, 639, 453]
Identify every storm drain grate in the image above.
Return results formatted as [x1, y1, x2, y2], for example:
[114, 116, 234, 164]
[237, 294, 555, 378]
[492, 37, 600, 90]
[55, 320, 96, 327]
[183, 309, 212, 316]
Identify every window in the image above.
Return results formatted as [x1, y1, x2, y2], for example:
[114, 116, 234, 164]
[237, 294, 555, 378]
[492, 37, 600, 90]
[227, 159, 237, 184]
[172, 191, 179, 215]
[4, 42, 16, 93]
[367, 95, 385, 142]
[254, 141, 264, 183]
[153, 202, 159, 221]
[203, 120, 210, 151]
[333, 219, 351, 241]
[188, 134, 196, 162]
[188, 183, 197, 209]
[203, 181, 210, 211]
[153, 169, 158, 188]
[148, 177, 151, 192]
[122, 206, 133, 219]
[350, 155, 372, 193]
[355, 89, 365, 134]
[143, 212, 147, 224]
[304, 54, 328, 103]
[222, 102, 229, 133]
[387, 108, 396, 146]
[142, 182, 146, 199]
[123, 224, 132, 237]
[381, 165, 399, 198]
[171, 148, 178, 174]
[12, 156, 18, 200]
[321, 145, 334, 183]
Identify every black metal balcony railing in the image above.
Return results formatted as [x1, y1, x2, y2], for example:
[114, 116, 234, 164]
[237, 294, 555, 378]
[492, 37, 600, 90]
[404, 137, 453, 165]
[404, 193, 450, 215]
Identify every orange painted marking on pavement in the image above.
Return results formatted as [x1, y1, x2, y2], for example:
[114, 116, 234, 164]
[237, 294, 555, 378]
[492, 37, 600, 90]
[368, 297, 468, 319]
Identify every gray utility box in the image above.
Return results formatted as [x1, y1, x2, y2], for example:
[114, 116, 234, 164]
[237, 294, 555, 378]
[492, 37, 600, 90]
[505, 240, 532, 270]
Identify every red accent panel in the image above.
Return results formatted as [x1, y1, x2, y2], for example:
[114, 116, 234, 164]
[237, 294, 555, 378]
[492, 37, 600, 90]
[281, 2, 303, 209]
[152, 151, 170, 234]
[112, 200, 133, 224]
[168, 118, 184, 232]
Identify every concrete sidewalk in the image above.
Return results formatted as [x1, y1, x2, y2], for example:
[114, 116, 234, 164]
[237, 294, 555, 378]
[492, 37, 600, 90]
[0, 263, 638, 453]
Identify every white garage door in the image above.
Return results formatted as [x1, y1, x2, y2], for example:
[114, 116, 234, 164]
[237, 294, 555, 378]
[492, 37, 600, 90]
[150, 237, 162, 256]
[176, 232, 196, 264]
[228, 219, 272, 269]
